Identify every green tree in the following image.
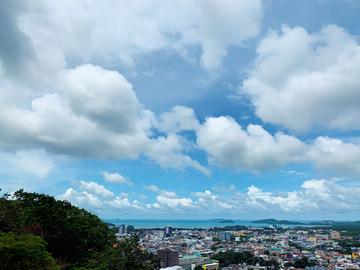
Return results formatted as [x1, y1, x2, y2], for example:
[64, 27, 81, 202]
[0, 231, 61, 270]
[86, 234, 160, 270]
[293, 257, 316, 268]
[8, 189, 116, 268]
[0, 192, 24, 233]
[194, 265, 203, 270]
[127, 225, 135, 233]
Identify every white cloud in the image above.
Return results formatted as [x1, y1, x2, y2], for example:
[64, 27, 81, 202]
[241, 24, 360, 132]
[0, 149, 53, 178]
[75, 180, 115, 200]
[196, 116, 360, 178]
[145, 134, 211, 177]
[59, 188, 102, 208]
[16, 0, 263, 71]
[195, 0, 263, 69]
[143, 184, 179, 199]
[120, 192, 130, 199]
[212, 183, 236, 193]
[197, 116, 306, 170]
[59, 65, 140, 134]
[307, 136, 360, 178]
[0, 64, 210, 176]
[138, 194, 148, 200]
[58, 179, 360, 217]
[101, 171, 133, 186]
[157, 106, 200, 133]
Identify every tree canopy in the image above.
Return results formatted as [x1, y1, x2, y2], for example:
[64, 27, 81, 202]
[0, 232, 60, 270]
[0, 189, 159, 270]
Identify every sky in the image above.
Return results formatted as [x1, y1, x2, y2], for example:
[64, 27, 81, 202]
[1, 0, 360, 221]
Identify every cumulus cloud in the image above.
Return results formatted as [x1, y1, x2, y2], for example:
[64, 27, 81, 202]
[74, 180, 115, 200]
[0, 64, 209, 176]
[196, 116, 360, 178]
[0, 149, 53, 178]
[138, 194, 149, 200]
[14, 0, 263, 71]
[59, 179, 360, 217]
[212, 183, 236, 193]
[195, 0, 263, 69]
[197, 116, 306, 170]
[143, 185, 179, 199]
[59, 188, 102, 208]
[307, 136, 360, 178]
[145, 134, 211, 177]
[241, 24, 360, 132]
[101, 171, 133, 186]
[157, 106, 200, 133]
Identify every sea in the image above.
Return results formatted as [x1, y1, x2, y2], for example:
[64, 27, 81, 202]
[101, 219, 319, 229]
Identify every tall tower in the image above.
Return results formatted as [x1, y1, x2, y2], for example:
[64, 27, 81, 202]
[119, 224, 127, 234]
[165, 225, 172, 236]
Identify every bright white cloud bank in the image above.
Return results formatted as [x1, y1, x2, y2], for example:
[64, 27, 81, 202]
[17, 0, 263, 71]
[59, 179, 360, 216]
[241, 24, 360, 132]
[2, 0, 360, 219]
[196, 116, 360, 178]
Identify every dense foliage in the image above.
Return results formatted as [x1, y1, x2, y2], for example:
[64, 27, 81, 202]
[211, 250, 279, 268]
[0, 232, 60, 270]
[284, 257, 316, 268]
[0, 189, 160, 270]
[87, 234, 160, 270]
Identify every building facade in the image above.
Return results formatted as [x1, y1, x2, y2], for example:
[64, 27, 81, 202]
[330, 231, 341, 239]
[157, 248, 179, 268]
[165, 225, 173, 236]
[119, 224, 127, 234]
[217, 232, 231, 241]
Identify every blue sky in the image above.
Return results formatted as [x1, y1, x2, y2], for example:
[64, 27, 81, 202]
[1, 0, 360, 220]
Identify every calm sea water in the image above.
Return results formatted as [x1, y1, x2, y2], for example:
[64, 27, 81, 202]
[101, 219, 318, 229]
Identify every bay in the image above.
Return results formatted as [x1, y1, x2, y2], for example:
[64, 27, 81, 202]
[101, 219, 318, 229]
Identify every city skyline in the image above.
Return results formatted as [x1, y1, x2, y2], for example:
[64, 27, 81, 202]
[1, 0, 360, 220]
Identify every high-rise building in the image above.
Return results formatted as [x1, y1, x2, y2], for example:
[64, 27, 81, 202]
[217, 232, 231, 241]
[330, 231, 340, 239]
[119, 224, 127, 234]
[157, 248, 179, 268]
[159, 231, 165, 238]
[165, 225, 172, 236]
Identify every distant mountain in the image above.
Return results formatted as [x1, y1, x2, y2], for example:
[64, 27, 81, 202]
[219, 220, 235, 223]
[308, 220, 337, 225]
[252, 218, 304, 225]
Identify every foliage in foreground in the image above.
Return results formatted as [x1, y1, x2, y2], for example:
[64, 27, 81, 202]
[0, 232, 61, 270]
[0, 189, 160, 270]
[87, 234, 160, 270]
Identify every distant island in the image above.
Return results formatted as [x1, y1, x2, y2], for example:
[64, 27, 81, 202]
[308, 220, 336, 225]
[219, 220, 235, 223]
[252, 218, 304, 225]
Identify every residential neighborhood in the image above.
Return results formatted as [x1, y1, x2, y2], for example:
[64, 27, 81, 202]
[116, 225, 360, 270]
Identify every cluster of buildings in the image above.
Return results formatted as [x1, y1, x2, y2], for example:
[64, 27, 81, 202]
[115, 224, 360, 270]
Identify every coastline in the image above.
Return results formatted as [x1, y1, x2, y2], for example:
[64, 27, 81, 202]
[101, 219, 319, 229]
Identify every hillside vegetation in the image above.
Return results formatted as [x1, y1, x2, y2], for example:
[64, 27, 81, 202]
[0, 189, 160, 270]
